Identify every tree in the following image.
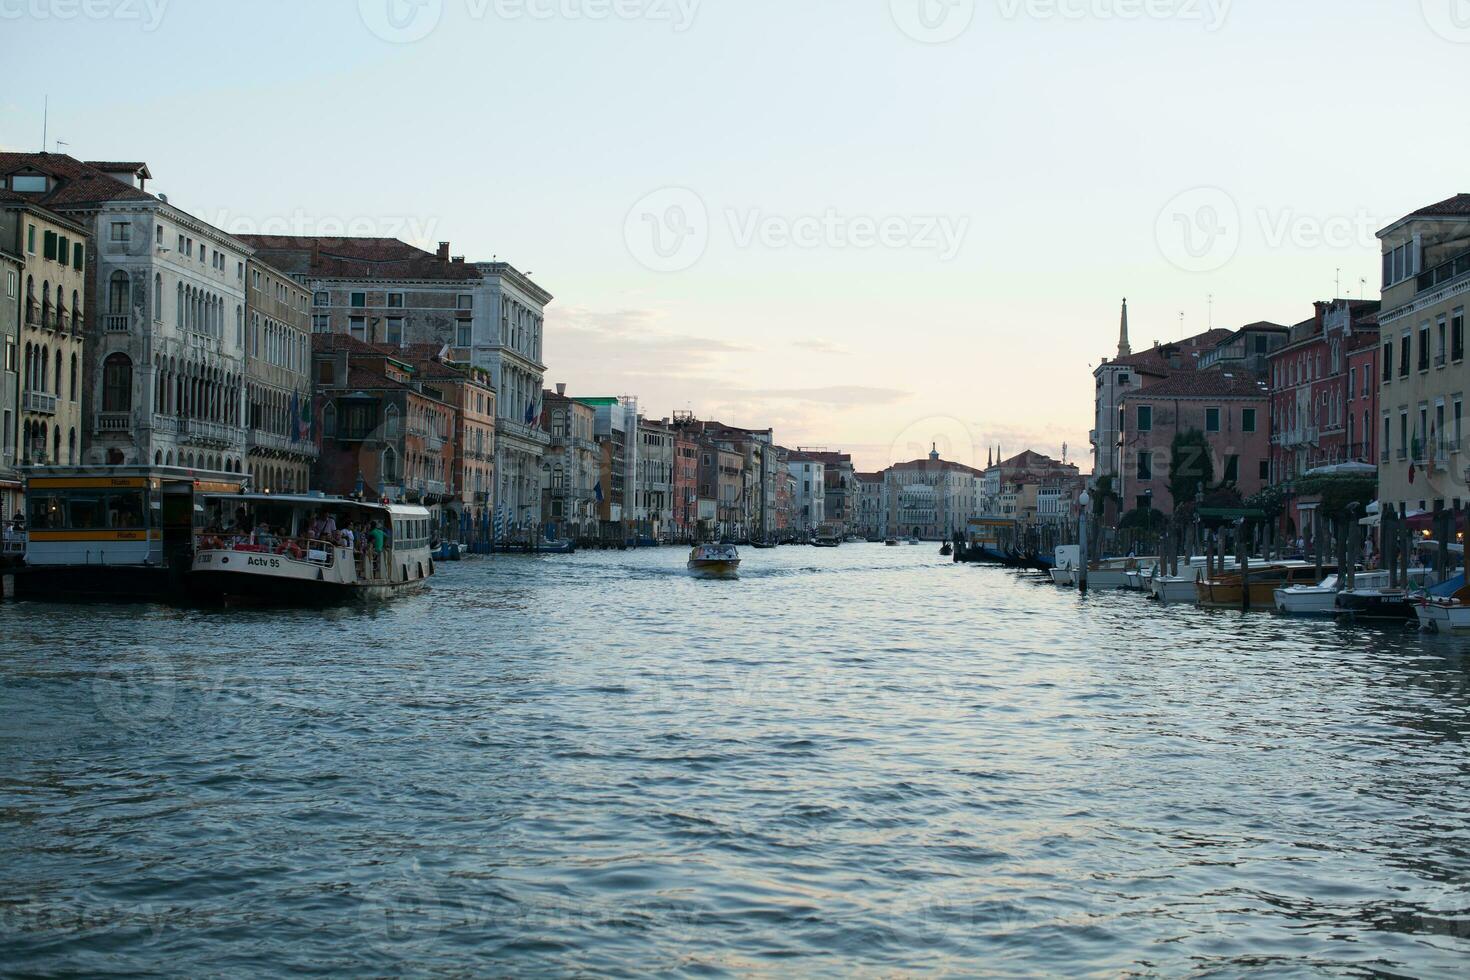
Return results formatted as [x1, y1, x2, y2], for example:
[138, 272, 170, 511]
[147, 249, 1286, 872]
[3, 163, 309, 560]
[1120, 507, 1167, 532]
[1169, 429, 1216, 506]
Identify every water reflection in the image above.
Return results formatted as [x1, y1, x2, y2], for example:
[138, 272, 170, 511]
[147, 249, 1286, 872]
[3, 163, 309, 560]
[2, 546, 1468, 974]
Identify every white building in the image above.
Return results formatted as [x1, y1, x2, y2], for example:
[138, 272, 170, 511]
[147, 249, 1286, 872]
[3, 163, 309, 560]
[787, 453, 826, 531]
[2, 155, 251, 473]
[884, 446, 986, 539]
[473, 262, 552, 531]
[636, 417, 675, 539]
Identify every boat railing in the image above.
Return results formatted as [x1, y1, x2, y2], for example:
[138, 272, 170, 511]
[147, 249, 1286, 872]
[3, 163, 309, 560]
[196, 533, 341, 568]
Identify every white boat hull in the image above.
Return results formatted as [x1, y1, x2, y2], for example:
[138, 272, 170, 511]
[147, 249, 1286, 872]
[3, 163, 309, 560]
[1415, 601, 1470, 633]
[1050, 568, 1075, 586]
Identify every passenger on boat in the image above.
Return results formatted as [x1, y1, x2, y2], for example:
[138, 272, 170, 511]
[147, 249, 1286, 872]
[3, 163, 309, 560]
[368, 522, 386, 578]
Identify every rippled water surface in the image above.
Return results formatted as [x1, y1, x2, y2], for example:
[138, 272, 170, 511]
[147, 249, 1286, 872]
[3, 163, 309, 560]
[3, 545, 1470, 976]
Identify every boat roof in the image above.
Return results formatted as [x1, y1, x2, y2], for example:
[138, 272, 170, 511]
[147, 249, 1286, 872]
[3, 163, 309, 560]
[202, 493, 431, 516]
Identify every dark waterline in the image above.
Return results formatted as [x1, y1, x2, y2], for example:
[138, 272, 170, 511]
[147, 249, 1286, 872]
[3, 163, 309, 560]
[2, 545, 1469, 976]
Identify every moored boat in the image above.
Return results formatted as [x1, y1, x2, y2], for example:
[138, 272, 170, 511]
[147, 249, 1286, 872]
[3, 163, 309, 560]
[688, 543, 740, 579]
[1197, 562, 1328, 611]
[1415, 580, 1470, 633]
[190, 493, 434, 605]
[1337, 567, 1436, 622]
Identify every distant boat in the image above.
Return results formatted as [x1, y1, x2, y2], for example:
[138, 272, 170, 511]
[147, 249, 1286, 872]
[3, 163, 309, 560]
[688, 543, 741, 579]
[750, 540, 777, 550]
[940, 542, 953, 556]
[813, 526, 841, 548]
[884, 538, 899, 547]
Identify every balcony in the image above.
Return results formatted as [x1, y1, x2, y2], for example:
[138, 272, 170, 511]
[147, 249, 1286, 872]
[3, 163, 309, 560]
[152, 414, 179, 435]
[248, 428, 320, 458]
[1415, 249, 1470, 294]
[498, 419, 552, 449]
[104, 314, 130, 333]
[96, 412, 131, 434]
[22, 391, 57, 415]
[181, 418, 241, 449]
[426, 432, 446, 453]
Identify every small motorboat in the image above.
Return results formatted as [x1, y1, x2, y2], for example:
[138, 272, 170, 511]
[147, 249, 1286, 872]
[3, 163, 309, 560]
[1415, 578, 1470, 632]
[884, 538, 899, 547]
[688, 543, 741, 579]
[940, 542, 953, 557]
[750, 540, 777, 550]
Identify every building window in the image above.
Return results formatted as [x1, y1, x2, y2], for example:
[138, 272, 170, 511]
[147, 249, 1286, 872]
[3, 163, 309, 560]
[312, 314, 332, 333]
[1419, 324, 1431, 371]
[102, 353, 133, 412]
[1205, 408, 1221, 432]
[1136, 451, 1153, 480]
[1223, 455, 1239, 484]
[387, 292, 404, 308]
[1382, 342, 1393, 382]
[457, 324, 472, 347]
[349, 316, 366, 340]
[1400, 333, 1411, 377]
[1258, 460, 1269, 481]
[1241, 408, 1256, 433]
[1456, 398, 1464, 451]
[1454, 309, 1466, 362]
[313, 291, 329, 306]
[1136, 405, 1152, 432]
[323, 403, 337, 438]
[110, 222, 130, 243]
[384, 404, 400, 438]
[350, 291, 366, 308]
[386, 318, 404, 346]
[457, 294, 473, 310]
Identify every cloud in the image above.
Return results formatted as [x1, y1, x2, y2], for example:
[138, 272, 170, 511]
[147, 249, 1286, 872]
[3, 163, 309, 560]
[546, 305, 756, 378]
[750, 385, 909, 406]
[792, 338, 850, 355]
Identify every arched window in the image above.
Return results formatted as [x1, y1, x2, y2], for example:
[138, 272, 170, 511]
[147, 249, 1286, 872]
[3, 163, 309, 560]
[153, 274, 162, 320]
[24, 276, 34, 324]
[382, 446, 399, 484]
[108, 271, 130, 315]
[67, 428, 76, 465]
[53, 348, 61, 395]
[41, 282, 51, 324]
[177, 283, 184, 326]
[384, 404, 400, 439]
[102, 353, 133, 412]
[323, 402, 337, 438]
[71, 290, 80, 331]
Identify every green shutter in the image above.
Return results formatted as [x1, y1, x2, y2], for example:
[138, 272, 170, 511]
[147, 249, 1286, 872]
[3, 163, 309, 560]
[73, 243, 84, 271]
[57, 236, 68, 263]
[43, 231, 56, 260]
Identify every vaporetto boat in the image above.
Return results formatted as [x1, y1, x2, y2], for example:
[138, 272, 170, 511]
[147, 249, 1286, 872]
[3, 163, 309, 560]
[190, 493, 434, 604]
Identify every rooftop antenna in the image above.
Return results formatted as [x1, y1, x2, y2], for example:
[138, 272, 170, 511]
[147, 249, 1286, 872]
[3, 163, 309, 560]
[41, 95, 47, 151]
[1208, 293, 1214, 329]
[1336, 268, 1342, 298]
[1359, 277, 1366, 301]
[1179, 310, 1185, 339]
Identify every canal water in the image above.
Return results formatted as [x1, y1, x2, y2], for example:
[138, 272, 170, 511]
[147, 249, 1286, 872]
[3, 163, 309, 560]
[2, 545, 1468, 976]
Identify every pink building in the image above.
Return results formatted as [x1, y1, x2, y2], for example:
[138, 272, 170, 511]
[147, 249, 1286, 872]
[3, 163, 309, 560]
[1117, 372, 1272, 516]
[1268, 299, 1381, 483]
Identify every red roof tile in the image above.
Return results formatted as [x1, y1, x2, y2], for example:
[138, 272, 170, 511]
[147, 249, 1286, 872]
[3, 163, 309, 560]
[1121, 372, 1268, 399]
[0, 152, 157, 207]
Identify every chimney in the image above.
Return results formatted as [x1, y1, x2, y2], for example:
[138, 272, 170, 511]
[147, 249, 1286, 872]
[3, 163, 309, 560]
[556, 383, 567, 396]
[310, 240, 321, 268]
[437, 242, 450, 261]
